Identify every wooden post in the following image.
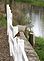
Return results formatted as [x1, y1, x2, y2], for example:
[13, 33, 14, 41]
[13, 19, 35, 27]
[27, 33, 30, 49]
[29, 31, 35, 47]
[9, 35, 12, 56]
[7, 4, 13, 56]
[7, 4, 12, 35]
[18, 39, 24, 61]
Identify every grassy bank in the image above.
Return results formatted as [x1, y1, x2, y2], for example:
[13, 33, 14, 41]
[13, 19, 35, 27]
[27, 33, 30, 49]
[35, 37, 44, 61]
[15, 0, 44, 7]
[0, 15, 7, 28]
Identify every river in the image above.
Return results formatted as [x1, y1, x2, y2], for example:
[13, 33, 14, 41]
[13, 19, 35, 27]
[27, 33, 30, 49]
[26, 7, 44, 37]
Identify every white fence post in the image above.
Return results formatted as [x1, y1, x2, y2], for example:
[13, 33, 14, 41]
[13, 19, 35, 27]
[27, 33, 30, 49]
[7, 4, 12, 35]
[7, 4, 13, 56]
[9, 35, 13, 56]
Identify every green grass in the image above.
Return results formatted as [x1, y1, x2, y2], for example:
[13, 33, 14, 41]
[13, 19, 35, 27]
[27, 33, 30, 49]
[35, 37, 44, 61]
[31, 1, 44, 7]
[15, 0, 44, 7]
[0, 15, 7, 28]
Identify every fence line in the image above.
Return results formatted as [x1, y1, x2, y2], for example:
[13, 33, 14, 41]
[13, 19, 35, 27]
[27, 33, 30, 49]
[7, 4, 28, 61]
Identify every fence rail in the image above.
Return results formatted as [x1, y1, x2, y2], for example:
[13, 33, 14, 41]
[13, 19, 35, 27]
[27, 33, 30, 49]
[7, 4, 28, 61]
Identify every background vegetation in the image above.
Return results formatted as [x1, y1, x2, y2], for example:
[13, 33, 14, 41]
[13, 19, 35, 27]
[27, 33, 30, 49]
[15, 0, 44, 7]
[0, 15, 6, 28]
[0, 0, 44, 7]
[35, 37, 44, 61]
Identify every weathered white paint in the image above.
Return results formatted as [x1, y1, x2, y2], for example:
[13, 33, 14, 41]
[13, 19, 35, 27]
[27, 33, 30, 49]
[7, 4, 28, 61]
[7, 4, 12, 35]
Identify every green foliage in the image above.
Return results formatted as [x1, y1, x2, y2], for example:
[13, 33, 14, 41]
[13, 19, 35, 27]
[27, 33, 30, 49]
[15, 0, 32, 3]
[0, 15, 7, 28]
[31, 1, 44, 7]
[15, 0, 44, 7]
[35, 37, 44, 61]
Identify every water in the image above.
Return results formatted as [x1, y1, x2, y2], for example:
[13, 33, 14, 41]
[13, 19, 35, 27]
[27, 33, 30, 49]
[26, 7, 44, 37]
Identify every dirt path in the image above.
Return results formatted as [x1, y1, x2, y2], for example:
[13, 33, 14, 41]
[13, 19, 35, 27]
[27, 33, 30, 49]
[0, 28, 13, 61]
